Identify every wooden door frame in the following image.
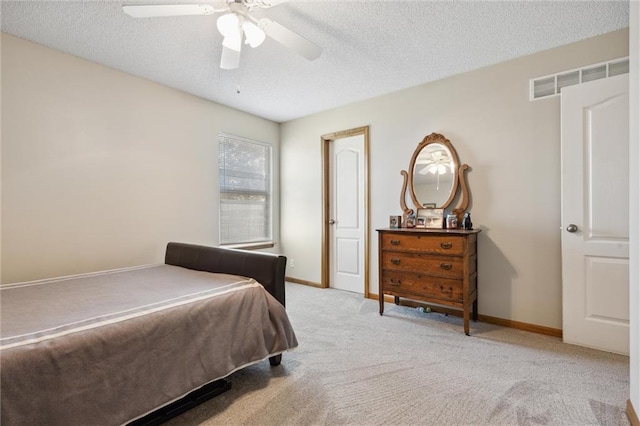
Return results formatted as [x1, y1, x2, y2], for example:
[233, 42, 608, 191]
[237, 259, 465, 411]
[321, 126, 370, 296]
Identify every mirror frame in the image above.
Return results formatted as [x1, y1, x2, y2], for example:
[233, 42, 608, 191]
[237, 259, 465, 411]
[400, 132, 471, 221]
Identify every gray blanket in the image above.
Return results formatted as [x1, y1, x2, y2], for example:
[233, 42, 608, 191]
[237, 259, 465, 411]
[0, 264, 298, 425]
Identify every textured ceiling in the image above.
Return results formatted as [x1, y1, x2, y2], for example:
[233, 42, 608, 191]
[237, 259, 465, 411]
[0, 0, 630, 123]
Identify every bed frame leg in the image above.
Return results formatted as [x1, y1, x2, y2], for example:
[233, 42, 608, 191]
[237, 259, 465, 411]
[128, 379, 231, 426]
[269, 354, 282, 366]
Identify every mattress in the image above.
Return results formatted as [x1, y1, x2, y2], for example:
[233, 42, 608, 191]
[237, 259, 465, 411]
[0, 264, 298, 425]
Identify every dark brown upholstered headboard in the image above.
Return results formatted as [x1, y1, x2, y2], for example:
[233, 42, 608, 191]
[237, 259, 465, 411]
[165, 242, 287, 306]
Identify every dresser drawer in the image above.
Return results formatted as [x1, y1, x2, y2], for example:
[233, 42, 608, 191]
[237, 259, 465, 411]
[381, 251, 463, 279]
[380, 233, 465, 256]
[381, 270, 463, 302]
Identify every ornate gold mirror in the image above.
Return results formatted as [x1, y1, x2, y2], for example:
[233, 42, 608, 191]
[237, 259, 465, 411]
[400, 133, 471, 221]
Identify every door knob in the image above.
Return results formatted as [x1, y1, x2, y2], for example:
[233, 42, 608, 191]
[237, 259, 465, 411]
[328, 219, 336, 225]
[566, 224, 579, 233]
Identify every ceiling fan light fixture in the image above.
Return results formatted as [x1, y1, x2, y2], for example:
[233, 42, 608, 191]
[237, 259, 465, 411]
[217, 12, 239, 37]
[242, 20, 265, 48]
[425, 163, 448, 175]
[222, 30, 243, 52]
[218, 13, 243, 52]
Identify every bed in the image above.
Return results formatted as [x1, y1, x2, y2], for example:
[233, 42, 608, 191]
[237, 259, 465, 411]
[0, 242, 298, 425]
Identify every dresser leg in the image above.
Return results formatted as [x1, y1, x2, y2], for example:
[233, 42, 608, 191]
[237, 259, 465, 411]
[463, 306, 470, 336]
[472, 298, 478, 322]
[394, 296, 400, 305]
[379, 294, 384, 315]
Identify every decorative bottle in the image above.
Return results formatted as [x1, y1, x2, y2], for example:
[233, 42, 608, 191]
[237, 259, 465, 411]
[462, 212, 473, 230]
[446, 214, 457, 229]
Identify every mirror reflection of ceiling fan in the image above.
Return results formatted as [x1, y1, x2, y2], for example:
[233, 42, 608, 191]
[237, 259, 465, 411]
[415, 149, 454, 190]
[122, 0, 322, 70]
[416, 150, 454, 175]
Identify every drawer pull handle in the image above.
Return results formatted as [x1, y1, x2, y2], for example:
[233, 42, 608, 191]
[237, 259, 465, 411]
[391, 258, 400, 265]
[390, 279, 401, 287]
[440, 263, 452, 270]
[390, 239, 400, 246]
[440, 242, 453, 249]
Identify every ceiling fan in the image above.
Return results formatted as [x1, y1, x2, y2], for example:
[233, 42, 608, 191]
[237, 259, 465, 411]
[416, 150, 454, 176]
[415, 149, 454, 190]
[122, 1, 322, 70]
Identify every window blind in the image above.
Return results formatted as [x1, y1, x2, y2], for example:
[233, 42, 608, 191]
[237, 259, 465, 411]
[218, 133, 272, 245]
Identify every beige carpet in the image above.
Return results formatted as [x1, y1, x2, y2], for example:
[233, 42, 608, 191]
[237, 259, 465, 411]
[166, 283, 630, 426]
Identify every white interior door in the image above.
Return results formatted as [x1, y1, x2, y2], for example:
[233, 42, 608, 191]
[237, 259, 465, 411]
[561, 74, 629, 355]
[329, 135, 365, 293]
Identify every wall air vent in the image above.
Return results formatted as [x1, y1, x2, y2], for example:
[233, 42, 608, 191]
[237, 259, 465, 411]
[530, 57, 629, 101]
[608, 58, 629, 77]
[581, 64, 606, 83]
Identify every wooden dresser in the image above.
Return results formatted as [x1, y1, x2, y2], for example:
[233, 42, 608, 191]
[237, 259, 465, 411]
[377, 228, 480, 335]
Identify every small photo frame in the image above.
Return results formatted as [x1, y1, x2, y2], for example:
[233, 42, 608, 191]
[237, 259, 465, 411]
[389, 215, 402, 229]
[405, 215, 416, 228]
[416, 216, 427, 228]
[419, 208, 444, 229]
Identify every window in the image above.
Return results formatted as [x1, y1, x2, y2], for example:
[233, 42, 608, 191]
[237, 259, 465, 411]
[218, 133, 272, 245]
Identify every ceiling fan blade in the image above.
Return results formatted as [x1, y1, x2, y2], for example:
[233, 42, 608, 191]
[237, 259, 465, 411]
[418, 166, 430, 175]
[259, 18, 322, 61]
[249, 0, 288, 8]
[122, 4, 226, 18]
[220, 45, 241, 70]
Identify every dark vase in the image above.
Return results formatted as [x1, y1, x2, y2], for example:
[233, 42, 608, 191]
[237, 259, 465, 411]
[462, 213, 473, 230]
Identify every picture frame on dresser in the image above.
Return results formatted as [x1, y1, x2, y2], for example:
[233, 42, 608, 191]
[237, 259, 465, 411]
[419, 208, 444, 229]
[405, 215, 416, 228]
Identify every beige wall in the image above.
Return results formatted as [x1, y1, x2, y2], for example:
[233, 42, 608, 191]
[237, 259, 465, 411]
[280, 29, 629, 330]
[1, 34, 280, 283]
